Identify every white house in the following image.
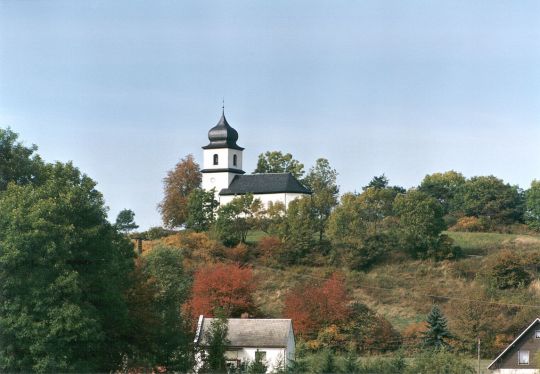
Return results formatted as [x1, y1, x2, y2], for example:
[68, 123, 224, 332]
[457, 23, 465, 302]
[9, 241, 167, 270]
[201, 110, 311, 207]
[488, 317, 540, 374]
[194, 315, 296, 373]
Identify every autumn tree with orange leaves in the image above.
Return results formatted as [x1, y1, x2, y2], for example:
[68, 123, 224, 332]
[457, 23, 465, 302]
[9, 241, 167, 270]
[283, 272, 351, 339]
[186, 263, 257, 319]
[159, 154, 201, 228]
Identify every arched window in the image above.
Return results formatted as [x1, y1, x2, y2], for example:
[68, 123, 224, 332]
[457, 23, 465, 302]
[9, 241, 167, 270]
[213, 154, 218, 165]
[233, 154, 237, 166]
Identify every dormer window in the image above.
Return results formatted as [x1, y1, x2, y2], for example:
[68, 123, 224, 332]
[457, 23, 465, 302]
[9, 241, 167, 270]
[233, 154, 237, 166]
[213, 154, 218, 165]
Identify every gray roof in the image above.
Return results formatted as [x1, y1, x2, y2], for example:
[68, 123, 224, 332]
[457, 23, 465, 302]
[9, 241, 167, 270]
[196, 317, 293, 348]
[220, 173, 312, 196]
[202, 111, 244, 151]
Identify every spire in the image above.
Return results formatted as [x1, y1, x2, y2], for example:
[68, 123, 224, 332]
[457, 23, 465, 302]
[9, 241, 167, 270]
[202, 108, 244, 151]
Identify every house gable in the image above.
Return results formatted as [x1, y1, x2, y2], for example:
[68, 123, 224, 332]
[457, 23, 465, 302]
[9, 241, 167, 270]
[488, 318, 540, 371]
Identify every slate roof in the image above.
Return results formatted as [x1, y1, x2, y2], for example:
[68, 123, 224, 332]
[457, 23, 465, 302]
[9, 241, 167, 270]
[195, 317, 293, 348]
[219, 173, 312, 196]
[202, 111, 244, 151]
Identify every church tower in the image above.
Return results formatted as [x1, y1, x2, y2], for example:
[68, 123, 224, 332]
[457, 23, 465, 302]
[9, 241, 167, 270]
[201, 110, 245, 199]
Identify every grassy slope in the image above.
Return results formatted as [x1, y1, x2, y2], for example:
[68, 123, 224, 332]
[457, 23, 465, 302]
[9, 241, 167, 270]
[252, 231, 540, 332]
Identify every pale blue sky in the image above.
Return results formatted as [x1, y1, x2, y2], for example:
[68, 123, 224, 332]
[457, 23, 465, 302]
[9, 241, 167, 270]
[1, 1, 539, 229]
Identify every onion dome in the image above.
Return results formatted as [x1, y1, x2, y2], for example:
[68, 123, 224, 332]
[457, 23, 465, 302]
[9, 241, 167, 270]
[202, 110, 244, 150]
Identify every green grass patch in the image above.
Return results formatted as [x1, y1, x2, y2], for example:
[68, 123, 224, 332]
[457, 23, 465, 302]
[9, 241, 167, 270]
[245, 230, 268, 244]
[446, 231, 518, 255]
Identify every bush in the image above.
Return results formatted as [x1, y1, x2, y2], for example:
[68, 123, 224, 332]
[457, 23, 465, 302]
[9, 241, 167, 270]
[487, 250, 532, 289]
[405, 349, 475, 374]
[449, 216, 486, 232]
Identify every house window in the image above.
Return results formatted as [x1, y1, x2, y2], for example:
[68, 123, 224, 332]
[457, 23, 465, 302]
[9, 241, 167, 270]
[255, 350, 266, 362]
[518, 350, 529, 365]
[536, 330, 540, 339]
[233, 154, 237, 166]
[213, 154, 218, 165]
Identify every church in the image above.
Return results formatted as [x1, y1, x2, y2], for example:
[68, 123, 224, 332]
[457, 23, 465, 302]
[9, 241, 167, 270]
[201, 110, 311, 208]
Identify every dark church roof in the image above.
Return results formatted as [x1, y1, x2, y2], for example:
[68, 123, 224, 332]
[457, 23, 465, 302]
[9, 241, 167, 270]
[202, 111, 244, 151]
[220, 173, 312, 196]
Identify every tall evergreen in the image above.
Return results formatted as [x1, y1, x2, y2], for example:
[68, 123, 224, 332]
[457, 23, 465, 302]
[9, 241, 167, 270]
[423, 305, 452, 349]
[200, 314, 230, 373]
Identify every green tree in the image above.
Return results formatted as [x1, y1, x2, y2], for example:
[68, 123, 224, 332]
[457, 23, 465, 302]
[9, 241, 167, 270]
[525, 179, 540, 231]
[318, 350, 337, 374]
[0, 127, 44, 191]
[253, 151, 305, 179]
[304, 158, 339, 242]
[363, 174, 405, 194]
[418, 170, 466, 214]
[186, 188, 218, 232]
[422, 305, 452, 350]
[0, 162, 135, 372]
[136, 246, 193, 371]
[200, 315, 230, 373]
[394, 190, 457, 260]
[214, 194, 262, 246]
[247, 350, 268, 374]
[115, 208, 139, 233]
[280, 197, 317, 263]
[457, 175, 524, 226]
[328, 189, 399, 269]
[158, 154, 202, 228]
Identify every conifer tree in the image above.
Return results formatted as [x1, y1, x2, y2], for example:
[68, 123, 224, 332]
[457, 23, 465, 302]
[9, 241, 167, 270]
[423, 305, 452, 349]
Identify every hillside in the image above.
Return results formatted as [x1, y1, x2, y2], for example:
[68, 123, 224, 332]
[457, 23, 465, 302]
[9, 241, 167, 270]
[142, 229, 540, 358]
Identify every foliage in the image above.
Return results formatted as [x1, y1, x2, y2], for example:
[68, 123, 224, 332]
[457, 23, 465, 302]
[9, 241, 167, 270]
[254, 151, 305, 179]
[199, 314, 230, 374]
[404, 349, 474, 374]
[214, 194, 263, 246]
[525, 179, 540, 231]
[278, 197, 318, 263]
[283, 273, 350, 339]
[363, 174, 405, 194]
[186, 188, 218, 232]
[138, 226, 176, 240]
[303, 158, 339, 242]
[359, 354, 406, 374]
[487, 249, 532, 289]
[394, 190, 459, 260]
[0, 127, 44, 191]
[115, 208, 139, 233]
[422, 305, 452, 349]
[130, 245, 193, 371]
[328, 188, 400, 269]
[318, 349, 338, 374]
[0, 161, 135, 372]
[158, 154, 201, 228]
[418, 171, 466, 214]
[448, 216, 486, 232]
[246, 350, 268, 374]
[457, 175, 524, 226]
[187, 263, 257, 318]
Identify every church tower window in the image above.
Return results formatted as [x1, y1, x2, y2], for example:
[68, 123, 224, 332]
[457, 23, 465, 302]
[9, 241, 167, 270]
[233, 154, 237, 166]
[213, 154, 218, 165]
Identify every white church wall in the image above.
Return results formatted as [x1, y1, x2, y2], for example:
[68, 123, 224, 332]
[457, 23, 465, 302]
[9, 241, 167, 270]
[202, 172, 230, 196]
[219, 192, 308, 208]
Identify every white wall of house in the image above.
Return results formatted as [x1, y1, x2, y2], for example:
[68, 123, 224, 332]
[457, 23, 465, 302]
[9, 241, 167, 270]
[490, 369, 540, 374]
[225, 347, 289, 373]
[219, 192, 308, 209]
